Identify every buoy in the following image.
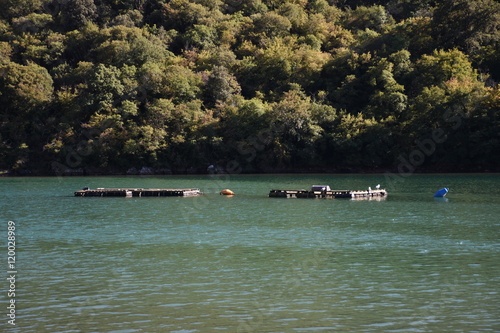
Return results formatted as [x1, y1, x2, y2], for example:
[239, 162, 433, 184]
[434, 187, 449, 197]
[220, 189, 235, 195]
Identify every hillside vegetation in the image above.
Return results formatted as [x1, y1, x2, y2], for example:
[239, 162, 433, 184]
[1, 0, 499, 175]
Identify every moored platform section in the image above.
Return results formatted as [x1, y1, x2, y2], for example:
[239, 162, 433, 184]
[269, 188, 387, 199]
[75, 188, 201, 197]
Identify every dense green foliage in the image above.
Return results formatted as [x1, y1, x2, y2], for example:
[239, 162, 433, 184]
[0, 0, 499, 174]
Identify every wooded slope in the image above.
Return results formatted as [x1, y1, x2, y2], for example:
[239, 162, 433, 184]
[1, 0, 499, 174]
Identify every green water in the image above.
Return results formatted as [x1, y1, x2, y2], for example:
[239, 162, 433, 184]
[1, 174, 499, 332]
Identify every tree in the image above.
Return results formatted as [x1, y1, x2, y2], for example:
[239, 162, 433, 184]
[237, 36, 330, 97]
[11, 13, 53, 34]
[225, 0, 268, 15]
[364, 57, 408, 119]
[432, 0, 500, 55]
[265, 88, 323, 167]
[385, 0, 436, 21]
[60, 0, 98, 30]
[0, 61, 53, 170]
[344, 5, 394, 33]
[0, 0, 43, 19]
[87, 63, 125, 111]
[390, 17, 434, 58]
[467, 86, 500, 168]
[204, 65, 241, 106]
[92, 26, 171, 67]
[110, 10, 144, 27]
[277, 2, 308, 33]
[160, 0, 211, 32]
[162, 64, 203, 103]
[404, 48, 488, 168]
[0, 61, 53, 108]
[251, 11, 292, 41]
[323, 50, 375, 112]
[323, 111, 395, 168]
[195, 46, 238, 70]
[219, 96, 269, 141]
[18, 31, 66, 67]
[413, 49, 478, 93]
[183, 24, 218, 49]
[0, 42, 12, 64]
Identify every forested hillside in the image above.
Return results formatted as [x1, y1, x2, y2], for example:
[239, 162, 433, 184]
[1, 0, 499, 175]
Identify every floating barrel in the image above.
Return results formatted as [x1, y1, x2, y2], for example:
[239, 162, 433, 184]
[434, 187, 449, 197]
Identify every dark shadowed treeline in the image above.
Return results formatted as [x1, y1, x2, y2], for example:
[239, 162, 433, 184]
[0, 0, 499, 175]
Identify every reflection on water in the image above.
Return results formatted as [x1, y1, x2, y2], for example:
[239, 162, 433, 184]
[0, 174, 499, 332]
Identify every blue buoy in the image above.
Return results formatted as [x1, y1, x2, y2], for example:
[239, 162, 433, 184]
[434, 187, 449, 197]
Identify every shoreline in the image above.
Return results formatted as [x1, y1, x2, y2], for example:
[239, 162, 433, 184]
[1, 166, 498, 177]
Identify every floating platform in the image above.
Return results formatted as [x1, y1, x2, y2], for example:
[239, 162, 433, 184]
[75, 188, 201, 197]
[269, 188, 387, 199]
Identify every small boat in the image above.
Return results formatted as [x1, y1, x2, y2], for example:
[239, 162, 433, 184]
[433, 187, 449, 197]
[220, 189, 235, 195]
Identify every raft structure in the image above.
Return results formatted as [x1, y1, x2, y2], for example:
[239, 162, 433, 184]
[74, 187, 201, 197]
[269, 185, 387, 199]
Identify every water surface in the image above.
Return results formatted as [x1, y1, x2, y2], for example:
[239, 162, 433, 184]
[1, 174, 499, 332]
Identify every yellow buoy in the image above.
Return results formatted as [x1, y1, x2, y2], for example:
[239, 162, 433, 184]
[220, 189, 235, 195]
